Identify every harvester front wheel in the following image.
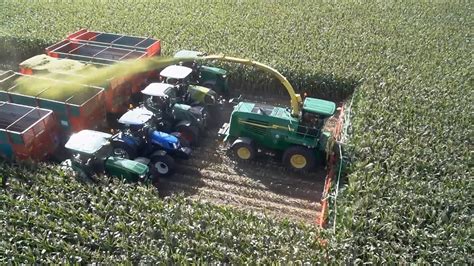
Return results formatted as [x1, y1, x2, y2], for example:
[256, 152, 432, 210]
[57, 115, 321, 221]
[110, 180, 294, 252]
[232, 139, 256, 161]
[283, 146, 316, 171]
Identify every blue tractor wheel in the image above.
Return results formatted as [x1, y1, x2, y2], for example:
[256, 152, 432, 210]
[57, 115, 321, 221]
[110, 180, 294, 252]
[151, 154, 176, 177]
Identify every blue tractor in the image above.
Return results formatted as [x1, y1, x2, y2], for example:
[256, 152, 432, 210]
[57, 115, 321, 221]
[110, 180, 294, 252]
[110, 106, 191, 176]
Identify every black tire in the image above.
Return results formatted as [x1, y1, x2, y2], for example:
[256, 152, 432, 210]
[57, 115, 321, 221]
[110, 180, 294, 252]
[175, 125, 200, 146]
[282, 146, 316, 172]
[170, 132, 191, 147]
[111, 142, 137, 159]
[150, 154, 176, 177]
[231, 140, 256, 161]
[207, 105, 224, 127]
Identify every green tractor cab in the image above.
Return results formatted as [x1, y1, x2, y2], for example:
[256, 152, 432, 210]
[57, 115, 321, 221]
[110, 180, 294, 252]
[173, 50, 229, 97]
[141, 83, 208, 145]
[63, 129, 158, 185]
[159, 65, 219, 106]
[218, 97, 336, 171]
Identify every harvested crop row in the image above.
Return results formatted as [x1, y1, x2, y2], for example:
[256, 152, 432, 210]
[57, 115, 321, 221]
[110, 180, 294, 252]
[160, 180, 319, 223]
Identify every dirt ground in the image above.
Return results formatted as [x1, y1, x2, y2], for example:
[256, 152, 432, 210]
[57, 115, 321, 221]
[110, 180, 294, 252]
[159, 96, 342, 224]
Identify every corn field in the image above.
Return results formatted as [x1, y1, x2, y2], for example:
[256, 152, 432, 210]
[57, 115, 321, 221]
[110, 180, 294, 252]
[0, 163, 326, 263]
[0, 0, 472, 263]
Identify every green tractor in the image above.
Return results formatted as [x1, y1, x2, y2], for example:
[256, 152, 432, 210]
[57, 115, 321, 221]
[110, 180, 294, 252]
[141, 82, 208, 145]
[159, 64, 220, 107]
[158, 64, 225, 122]
[219, 98, 336, 171]
[173, 50, 229, 97]
[62, 130, 159, 186]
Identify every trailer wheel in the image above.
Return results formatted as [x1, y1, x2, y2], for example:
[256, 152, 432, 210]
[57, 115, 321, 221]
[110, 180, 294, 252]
[231, 139, 256, 161]
[283, 146, 316, 171]
[112, 142, 137, 159]
[151, 154, 176, 177]
[175, 125, 199, 146]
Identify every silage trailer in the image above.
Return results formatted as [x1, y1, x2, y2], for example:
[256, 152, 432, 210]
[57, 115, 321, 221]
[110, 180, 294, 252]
[0, 71, 106, 134]
[0, 101, 60, 161]
[20, 54, 131, 115]
[45, 29, 161, 94]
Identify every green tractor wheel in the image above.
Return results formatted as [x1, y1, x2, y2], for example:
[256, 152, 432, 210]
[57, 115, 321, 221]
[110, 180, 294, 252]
[231, 139, 256, 161]
[282, 146, 316, 171]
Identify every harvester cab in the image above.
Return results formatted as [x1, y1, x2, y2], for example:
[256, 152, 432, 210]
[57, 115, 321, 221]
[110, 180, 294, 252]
[298, 97, 336, 135]
[110, 107, 191, 176]
[141, 83, 208, 145]
[63, 129, 157, 184]
[174, 50, 229, 97]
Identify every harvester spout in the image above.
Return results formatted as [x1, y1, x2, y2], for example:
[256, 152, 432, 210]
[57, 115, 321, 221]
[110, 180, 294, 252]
[192, 54, 303, 117]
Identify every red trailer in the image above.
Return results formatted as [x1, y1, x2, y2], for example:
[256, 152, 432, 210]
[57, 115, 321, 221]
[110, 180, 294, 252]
[0, 71, 106, 134]
[67, 28, 161, 56]
[19, 54, 131, 114]
[45, 29, 161, 94]
[0, 101, 60, 161]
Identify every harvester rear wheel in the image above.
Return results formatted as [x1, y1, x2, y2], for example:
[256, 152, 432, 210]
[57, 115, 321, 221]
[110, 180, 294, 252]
[283, 146, 316, 171]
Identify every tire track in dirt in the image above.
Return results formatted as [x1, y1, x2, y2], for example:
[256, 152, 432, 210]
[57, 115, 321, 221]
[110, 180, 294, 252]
[164, 172, 321, 211]
[176, 164, 325, 202]
[160, 179, 320, 223]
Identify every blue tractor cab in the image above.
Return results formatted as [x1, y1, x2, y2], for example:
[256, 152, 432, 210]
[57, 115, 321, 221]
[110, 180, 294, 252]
[111, 106, 191, 176]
